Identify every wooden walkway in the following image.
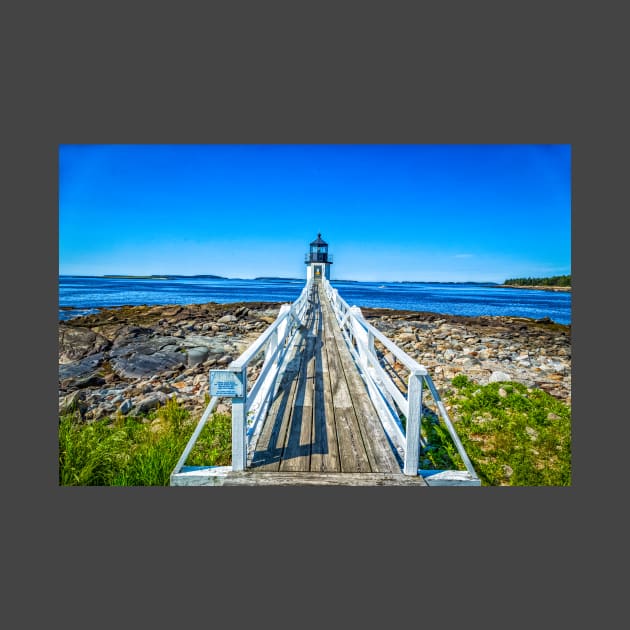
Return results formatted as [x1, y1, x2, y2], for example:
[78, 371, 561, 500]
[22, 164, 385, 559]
[242, 281, 427, 485]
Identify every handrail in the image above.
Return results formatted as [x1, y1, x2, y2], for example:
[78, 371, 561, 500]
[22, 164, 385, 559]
[230, 279, 313, 470]
[171, 279, 313, 477]
[322, 277, 479, 482]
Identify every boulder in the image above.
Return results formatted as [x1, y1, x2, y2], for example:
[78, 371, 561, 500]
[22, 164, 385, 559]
[58, 352, 105, 381]
[73, 374, 106, 389]
[218, 314, 237, 323]
[187, 347, 209, 367]
[488, 371, 512, 383]
[59, 326, 111, 362]
[111, 325, 154, 349]
[59, 390, 87, 415]
[111, 351, 186, 379]
[134, 392, 168, 414]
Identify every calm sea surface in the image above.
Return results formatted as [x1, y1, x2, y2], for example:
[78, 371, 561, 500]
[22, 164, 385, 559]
[58, 276, 572, 325]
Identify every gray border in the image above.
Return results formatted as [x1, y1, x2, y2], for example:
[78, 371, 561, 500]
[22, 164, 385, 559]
[6, 0, 612, 624]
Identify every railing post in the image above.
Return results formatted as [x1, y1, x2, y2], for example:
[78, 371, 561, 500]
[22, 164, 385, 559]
[404, 371, 423, 475]
[231, 367, 248, 471]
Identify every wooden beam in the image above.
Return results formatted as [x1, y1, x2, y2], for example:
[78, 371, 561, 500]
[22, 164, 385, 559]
[279, 304, 317, 472]
[310, 297, 341, 472]
[222, 471, 428, 486]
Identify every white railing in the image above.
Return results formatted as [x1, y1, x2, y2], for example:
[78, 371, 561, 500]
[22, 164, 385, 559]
[171, 279, 313, 478]
[322, 278, 479, 484]
[171, 276, 479, 486]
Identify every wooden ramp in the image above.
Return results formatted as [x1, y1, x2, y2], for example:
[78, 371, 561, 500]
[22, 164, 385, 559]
[243, 282, 427, 486]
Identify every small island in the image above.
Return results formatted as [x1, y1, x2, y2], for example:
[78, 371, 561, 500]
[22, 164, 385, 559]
[102, 274, 226, 280]
[103, 275, 169, 279]
[500, 275, 571, 292]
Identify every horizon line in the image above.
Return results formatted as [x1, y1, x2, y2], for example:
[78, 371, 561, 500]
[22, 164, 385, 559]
[57, 273, 516, 284]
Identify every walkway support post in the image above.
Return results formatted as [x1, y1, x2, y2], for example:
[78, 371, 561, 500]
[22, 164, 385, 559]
[230, 367, 248, 471]
[404, 371, 423, 475]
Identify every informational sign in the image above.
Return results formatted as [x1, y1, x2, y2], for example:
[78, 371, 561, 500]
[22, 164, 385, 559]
[210, 370, 243, 397]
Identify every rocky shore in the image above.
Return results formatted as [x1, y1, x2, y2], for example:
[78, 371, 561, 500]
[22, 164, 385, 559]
[59, 301, 571, 422]
[362, 308, 570, 404]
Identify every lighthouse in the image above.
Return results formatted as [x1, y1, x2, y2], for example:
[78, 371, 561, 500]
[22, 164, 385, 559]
[305, 233, 333, 282]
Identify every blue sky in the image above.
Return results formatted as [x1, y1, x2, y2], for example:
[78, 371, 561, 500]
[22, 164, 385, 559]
[59, 144, 571, 282]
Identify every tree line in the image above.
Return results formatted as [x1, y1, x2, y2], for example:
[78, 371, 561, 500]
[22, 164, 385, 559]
[503, 275, 571, 287]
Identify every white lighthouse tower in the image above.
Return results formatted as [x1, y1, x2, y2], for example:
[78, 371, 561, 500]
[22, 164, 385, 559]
[305, 233, 333, 282]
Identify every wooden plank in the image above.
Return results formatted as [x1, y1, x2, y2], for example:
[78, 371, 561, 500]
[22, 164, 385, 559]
[263, 337, 306, 470]
[332, 408, 372, 472]
[326, 305, 402, 473]
[249, 327, 307, 470]
[310, 302, 341, 472]
[279, 320, 316, 472]
[171, 467, 430, 486]
[319, 289, 371, 473]
[324, 327, 354, 409]
[222, 471, 428, 486]
[319, 289, 357, 473]
[340, 363, 402, 473]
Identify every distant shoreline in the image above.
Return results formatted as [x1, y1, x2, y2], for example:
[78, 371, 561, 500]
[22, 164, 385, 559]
[499, 284, 571, 293]
[101, 274, 225, 280]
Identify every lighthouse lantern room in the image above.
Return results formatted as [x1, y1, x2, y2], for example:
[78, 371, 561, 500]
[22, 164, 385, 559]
[305, 233, 333, 281]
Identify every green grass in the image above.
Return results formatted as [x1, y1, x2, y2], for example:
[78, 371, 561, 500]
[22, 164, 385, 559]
[59, 397, 232, 486]
[60, 377, 572, 486]
[419, 374, 571, 486]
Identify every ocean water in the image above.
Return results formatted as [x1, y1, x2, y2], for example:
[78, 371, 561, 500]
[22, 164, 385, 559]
[58, 276, 572, 325]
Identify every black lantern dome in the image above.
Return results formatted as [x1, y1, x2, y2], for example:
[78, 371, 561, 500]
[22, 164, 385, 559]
[306, 233, 333, 264]
[310, 233, 328, 248]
